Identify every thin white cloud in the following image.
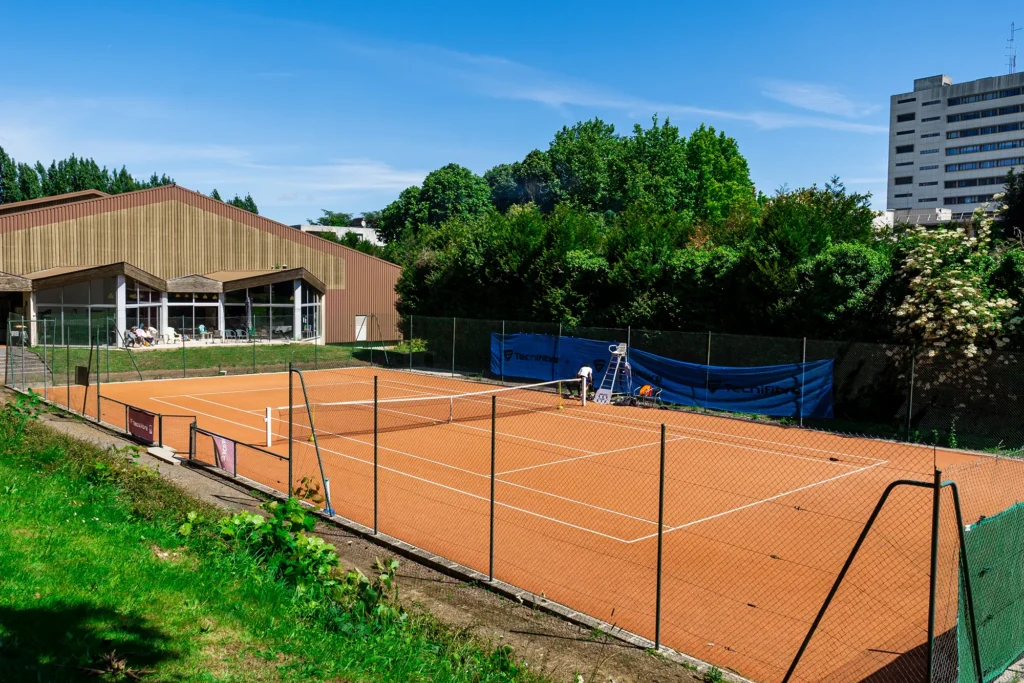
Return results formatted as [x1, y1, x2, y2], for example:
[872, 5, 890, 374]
[349, 42, 886, 133]
[760, 79, 879, 118]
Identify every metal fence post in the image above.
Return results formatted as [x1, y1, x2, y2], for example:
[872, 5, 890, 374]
[500, 320, 505, 386]
[287, 363, 293, 497]
[158, 414, 164, 448]
[96, 330, 102, 422]
[907, 345, 917, 441]
[925, 467, 942, 683]
[252, 337, 256, 374]
[489, 394, 497, 581]
[314, 338, 318, 370]
[703, 331, 712, 413]
[20, 321, 25, 390]
[65, 331, 71, 411]
[799, 337, 807, 428]
[374, 375, 379, 535]
[655, 423, 666, 650]
[42, 319, 47, 398]
[409, 316, 413, 371]
[451, 317, 456, 377]
[181, 315, 186, 378]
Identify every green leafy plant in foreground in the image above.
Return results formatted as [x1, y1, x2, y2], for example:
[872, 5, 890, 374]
[218, 497, 402, 622]
[0, 396, 548, 682]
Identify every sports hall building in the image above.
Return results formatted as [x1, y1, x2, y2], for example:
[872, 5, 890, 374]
[0, 185, 400, 346]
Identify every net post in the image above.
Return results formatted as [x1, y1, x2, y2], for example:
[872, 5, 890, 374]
[925, 466, 942, 683]
[287, 362, 293, 497]
[265, 406, 272, 448]
[489, 394, 496, 581]
[581, 377, 587, 407]
[373, 375, 379, 535]
[799, 337, 807, 428]
[655, 423, 666, 650]
[451, 317, 456, 377]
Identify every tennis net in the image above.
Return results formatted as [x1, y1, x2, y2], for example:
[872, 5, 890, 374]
[269, 377, 585, 445]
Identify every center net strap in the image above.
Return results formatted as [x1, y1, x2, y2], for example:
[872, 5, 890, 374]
[269, 378, 583, 444]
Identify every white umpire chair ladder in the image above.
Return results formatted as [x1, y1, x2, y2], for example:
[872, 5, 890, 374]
[593, 343, 628, 405]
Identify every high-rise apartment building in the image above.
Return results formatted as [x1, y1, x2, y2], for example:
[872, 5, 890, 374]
[887, 73, 1024, 219]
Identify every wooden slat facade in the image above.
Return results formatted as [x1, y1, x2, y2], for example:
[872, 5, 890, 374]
[0, 185, 401, 343]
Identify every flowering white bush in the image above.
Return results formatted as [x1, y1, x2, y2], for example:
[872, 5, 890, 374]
[894, 217, 1020, 358]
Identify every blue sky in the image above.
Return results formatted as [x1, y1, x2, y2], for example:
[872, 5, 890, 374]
[1, 0, 1021, 224]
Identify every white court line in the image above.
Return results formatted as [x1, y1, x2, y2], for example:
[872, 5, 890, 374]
[521, 407, 886, 467]
[195, 395, 662, 527]
[151, 387, 890, 544]
[497, 437, 686, 475]
[625, 460, 890, 544]
[153, 396, 659, 536]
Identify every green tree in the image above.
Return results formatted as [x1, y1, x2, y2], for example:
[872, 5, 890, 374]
[227, 193, 258, 214]
[210, 189, 223, 201]
[791, 242, 894, 339]
[484, 150, 558, 212]
[308, 210, 354, 227]
[547, 118, 618, 212]
[608, 115, 689, 215]
[683, 124, 758, 229]
[377, 186, 427, 245]
[996, 168, 1024, 240]
[418, 163, 492, 226]
[16, 163, 43, 201]
[0, 146, 20, 204]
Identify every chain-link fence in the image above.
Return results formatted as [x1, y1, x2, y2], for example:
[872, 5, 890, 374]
[8, 313, 1024, 682]
[401, 315, 1024, 454]
[168, 364, 1021, 683]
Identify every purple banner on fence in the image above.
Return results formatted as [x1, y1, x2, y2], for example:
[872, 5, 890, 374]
[212, 435, 236, 474]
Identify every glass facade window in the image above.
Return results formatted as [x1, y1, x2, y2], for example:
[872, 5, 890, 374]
[166, 292, 220, 338]
[221, 282, 321, 341]
[36, 277, 117, 346]
[301, 288, 321, 340]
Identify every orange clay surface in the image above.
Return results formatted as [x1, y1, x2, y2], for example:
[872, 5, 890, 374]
[43, 367, 1024, 683]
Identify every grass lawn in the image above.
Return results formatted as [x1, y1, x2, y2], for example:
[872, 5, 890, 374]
[30, 343, 358, 378]
[0, 395, 546, 682]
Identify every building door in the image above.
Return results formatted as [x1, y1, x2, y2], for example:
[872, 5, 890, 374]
[0, 293, 23, 345]
[354, 315, 367, 342]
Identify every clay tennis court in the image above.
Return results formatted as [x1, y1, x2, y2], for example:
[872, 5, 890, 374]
[42, 367, 1024, 682]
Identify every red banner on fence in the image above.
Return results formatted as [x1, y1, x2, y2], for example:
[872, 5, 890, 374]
[127, 407, 156, 444]
[212, 435, 236, 474]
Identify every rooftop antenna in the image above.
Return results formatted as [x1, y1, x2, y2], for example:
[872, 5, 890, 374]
[1008, 22, 1021, 74]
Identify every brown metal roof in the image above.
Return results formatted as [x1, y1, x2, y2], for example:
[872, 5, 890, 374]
[23, 265, 100, 279]
[23, 262, 166, 292]
[203, 270, 279, 281]
[0, 271, 31, 292]
[204, 268, 326, 293]
[0, 190, 110, 217]
[0, 184, 400, 271]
